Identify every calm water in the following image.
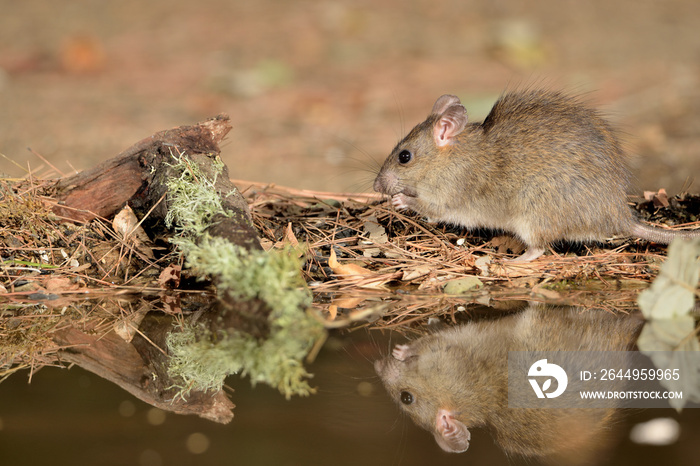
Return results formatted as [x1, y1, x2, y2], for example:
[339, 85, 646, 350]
[0, 304, 698, 466]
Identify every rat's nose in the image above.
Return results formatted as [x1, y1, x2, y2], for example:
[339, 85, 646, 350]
[373, 176, 383, 193]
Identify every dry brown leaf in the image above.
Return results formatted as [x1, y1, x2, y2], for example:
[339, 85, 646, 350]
[417, 276, 443, 291]
[531, 283, 562, 300]
[328, 248, 373, 276]
[489, 236, 526, 255]
[332, 296, 366, 309]
[348, 307, 383, 321]
[475, 256, 492, 276]
[328, 249, 393, 289]
[113, 205, 143, 240]
[113, 309, 148, 343]
[69, 263, 92, 272]
[318, 303, 388, 328]
[362, 214, 388, 257]
[327, 304, 338, 320]
[364, 215, 388, 243]
[284, 222, 299, 247]
[162, 294, 182, 315]
[159, 264, 182, 289]
[490, 261, 542, 278]
[112, 205, 155, 259]
[43, 277, 79, 293]
[508, 276, 542, 288]
[402, 265, 433, 281]
[644, 188, 669, 208]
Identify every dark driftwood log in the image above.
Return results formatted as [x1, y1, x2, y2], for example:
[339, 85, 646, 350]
[50, 115, 226, 220]
[45, 114, 272, 423]
[51, 113, 261, 251]
[51, 115, 248, 223]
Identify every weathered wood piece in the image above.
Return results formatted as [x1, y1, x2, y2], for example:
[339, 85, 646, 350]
[44, 114, 272, 423]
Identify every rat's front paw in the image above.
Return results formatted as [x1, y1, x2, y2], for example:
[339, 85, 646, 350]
[435, 409, 471, 453]
[391, 193, 411, 210]
[392, 344, 411, 361]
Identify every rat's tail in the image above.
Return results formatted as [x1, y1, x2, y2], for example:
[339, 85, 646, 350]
[630, 221, 700, 244]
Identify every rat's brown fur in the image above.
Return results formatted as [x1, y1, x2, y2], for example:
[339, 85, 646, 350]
[374, 90, 700, 261]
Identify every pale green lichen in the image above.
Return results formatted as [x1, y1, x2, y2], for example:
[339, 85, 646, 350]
[164, 153, 229, 236]
[171, 236, 312, 317]
[162, 153, 323, 399]
[167, 310, 323, 400]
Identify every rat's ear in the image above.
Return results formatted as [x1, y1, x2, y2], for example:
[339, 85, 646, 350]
[431, 94, 462, 115]
[433, 409, 471, 453]
[433, 103, 468, 147]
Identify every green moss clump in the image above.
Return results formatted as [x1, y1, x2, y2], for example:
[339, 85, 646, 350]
[167, 311, 323, 400]
[171, 236, 312, 317]
[162, 153, 323, 399]
[164, 154, 230, 236]
[166, 239, 321, 398]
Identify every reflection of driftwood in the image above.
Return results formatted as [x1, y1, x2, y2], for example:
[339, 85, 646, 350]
[52, 311, 235, 423]
[44, 115, 273, 423]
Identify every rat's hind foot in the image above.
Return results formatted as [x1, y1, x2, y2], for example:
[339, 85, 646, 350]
[507, 246, 546, 262]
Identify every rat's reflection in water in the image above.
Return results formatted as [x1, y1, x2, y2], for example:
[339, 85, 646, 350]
[374, 304, 642, 464]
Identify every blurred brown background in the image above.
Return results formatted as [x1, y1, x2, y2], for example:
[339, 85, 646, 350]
[2, 4, 700, 465]
[1, 0, 700, 193]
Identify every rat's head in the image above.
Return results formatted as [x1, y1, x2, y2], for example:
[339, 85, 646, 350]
[374, 340, 472, 454]
[373, 95, 469, 197]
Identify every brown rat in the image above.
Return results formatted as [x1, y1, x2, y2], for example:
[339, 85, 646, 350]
[373, 90, 700, 261]
[374, 304, 642, 462]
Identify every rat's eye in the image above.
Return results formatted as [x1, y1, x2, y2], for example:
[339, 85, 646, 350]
[400, 391, 414, 405]
[397, 150, 412, 164]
